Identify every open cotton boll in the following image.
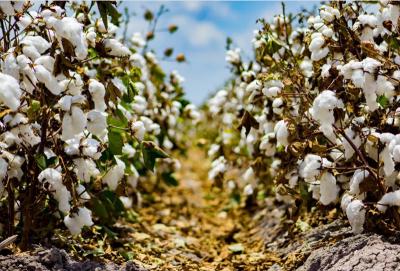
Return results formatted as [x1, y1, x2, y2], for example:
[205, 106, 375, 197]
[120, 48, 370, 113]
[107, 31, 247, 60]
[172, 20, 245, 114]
[120, 196, 133, 209]
[87, 110, 107, 136]
[103, 39, 131, 57]
[61, 106, 87, 140]
[299, 154, 322, 182]
[0, 73, 22, 111]
[38, 168, 71, 214]
[73, 158, 100, 183]
[346, 199, 366, 234]
[76, 184, 90, 202]
[226, 48, 241, 65]
[319, 172, 340, 205]
[0, 158, 9, 182]
[377, 190, 400, 212]
[81, 139, 101, 160]
[274, 120, 289, 147]
[21, 36, 51, 60]
[208, 156, 227, 180]
[342, 127, 361, 160]
[35, 65, 63, 95]
[3, 53, 19, 80]
[34, 56, 55, 73]
[131, 121, 146, 141]
[63, 207, 93, 235]
[131, 32, 146, 48]
[49, 17, 88, 60]
[349, 169, 369, 195]
[310, 90, 343, 141]
[122, 143, 136, 158]
[88, 79, 106, 112]
[341, 193, 353, 212]
[103, 158, 125, 190]
[246, 80, 262, 93]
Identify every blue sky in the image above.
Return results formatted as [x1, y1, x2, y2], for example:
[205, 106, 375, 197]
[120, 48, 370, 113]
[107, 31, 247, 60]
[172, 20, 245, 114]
[120, 1, 319, 105]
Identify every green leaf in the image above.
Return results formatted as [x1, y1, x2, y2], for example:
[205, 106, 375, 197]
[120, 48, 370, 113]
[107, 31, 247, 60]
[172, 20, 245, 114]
[35, 154, 47, 170]
[108, 131, 123, 155]
[141, 141, 169, 171]
[97, 2, 109, 30]
[378, 95, 389, 108]
[162, 172, 179, 186]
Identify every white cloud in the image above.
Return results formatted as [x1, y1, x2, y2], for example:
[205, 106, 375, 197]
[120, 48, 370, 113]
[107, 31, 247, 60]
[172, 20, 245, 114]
[171, 15, 224, 47]
[182, 1, 203, 12]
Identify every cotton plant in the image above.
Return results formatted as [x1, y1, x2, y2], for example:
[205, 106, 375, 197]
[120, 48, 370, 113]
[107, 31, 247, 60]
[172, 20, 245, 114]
[0, 1, 198, 247]
[203, 1, 400, 235]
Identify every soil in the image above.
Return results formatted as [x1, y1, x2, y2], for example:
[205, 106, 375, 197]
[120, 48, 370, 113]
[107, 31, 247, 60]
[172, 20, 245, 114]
[2, 147, 400, 270]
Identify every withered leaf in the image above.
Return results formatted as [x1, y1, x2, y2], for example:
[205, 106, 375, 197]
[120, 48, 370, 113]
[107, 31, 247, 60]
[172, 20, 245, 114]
[237, 110, 259, 136]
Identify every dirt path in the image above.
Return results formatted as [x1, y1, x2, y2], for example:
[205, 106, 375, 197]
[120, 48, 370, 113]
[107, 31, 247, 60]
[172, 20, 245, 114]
[125, 147, 281, 270]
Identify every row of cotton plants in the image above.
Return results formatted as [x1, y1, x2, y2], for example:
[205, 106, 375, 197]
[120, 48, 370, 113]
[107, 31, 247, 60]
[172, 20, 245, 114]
[0, 1, 199, 247]
[205, 1, 400, 234]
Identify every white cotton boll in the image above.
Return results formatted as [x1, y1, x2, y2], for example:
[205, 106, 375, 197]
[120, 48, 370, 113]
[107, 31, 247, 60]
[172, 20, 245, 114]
[0, 158, 8, 182]
[35, 65, 62, 95]
[272, 98, 284, 115]
[381, 145, 395, 176]
[87, 110, 107, 136]
[321, 64, 331, 78]
[244, 184, 254, 195]
[225, 48, 241, 64]
[246, 80, 262, 93]
[243, 167, 255, 183]
[61, 106, 87, 140]
[131, 32, 146, 48]
[12, 124, 41, 147]
[76, 184, 90, 201]
[103, 158, 125, 190]
[122, 143, 136, 158]
[208, 156, 227, 180]
[341, 193, 353, 212]
[50, 17, 88, 60]
[208, 144, 220, 157]
[0, 2, 15, 15]
[299, 154, 322, 182]
[349, 169, 369, 195]
[346, 200, 366, 234]
[310, 90, 343, 141]
[131, 121, 145, 141]
[120, 196, 133, 209]
[38, 168, 71, 214]
[298, 57, 313, 78]
[64, 207, 93, 235]
[82, 139, 101, 159]
[262, 86, 281, 98]
[343, 127, 361, 160]
[260, 133, 276, 157]
[274, 120, 289, 147]
[132, 96, 147, 113]
[311, 47, 330, 61]
[34, 56, 55, 73]
[103, 39, 130, 56]
[21, 36, 51, 60]
[64, 138, 80, 156]
[376, 75, 395, 99]
[358, 14, 378, 27]
[377, 190, 400, 212]
[88, 80, 106, 112]
[3, 53, 19, 80]
[319, 172, 339, 205]
[127, 165, 139, 188]
[0, 73, 21, 111]
[74, 158, 100, 183]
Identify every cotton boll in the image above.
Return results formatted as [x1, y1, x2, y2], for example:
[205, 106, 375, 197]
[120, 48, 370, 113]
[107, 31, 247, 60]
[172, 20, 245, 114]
[103, 39, 130, 56]
[349, 169, 369, 195]
[377, 190, 400, 212]
[341, 193, 353, 212]
[61, 106, 87, 140]
[74, 158, 100, 183]
[274, 120, 289, 147]
[127, 165, 140, 188]
[82, 138, 101, 159]
[300, 58, 314, 77]
[225, 48, 241, 65]
[87, 110, 107, 136]
[272, 98, 284, 115]
[208, 156, 227, 180]
[0, 158, 8, 182]
[321, 64, 331, 78]
[131, 121, 145, 141]
[299, 154, 322, 182]
[34, 56, 55, 73]
[103, 158, 125, 190]
[122, 143, 136, 158]
[246, 80, 262, 93]
[35, 65, 63, 95]
[76, 184, 90, 202]
[120, 196, 133, 209]
[88, 80, 106, 112]
[319, 172, 339, 205]
[50, 17, 88, 60]
[342, 127, 361, 160]
[310, 90, 343, 141]
[0, 73, 22, 111]
[64, 207, 93, 235]
[3, 53, 19, 80]
[131, 32, 146, 48]
[346, 200, 366, 234]
[21, 36, 51, 60]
